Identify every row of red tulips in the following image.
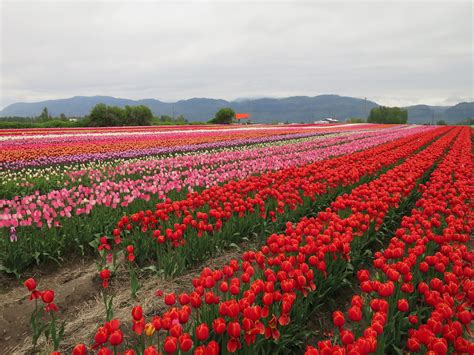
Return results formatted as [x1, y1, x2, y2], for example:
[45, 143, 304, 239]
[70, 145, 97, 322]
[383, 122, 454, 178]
[305, 126, 473, 354]
[58, 127, 461, 353]
[103, 127, 448, 279]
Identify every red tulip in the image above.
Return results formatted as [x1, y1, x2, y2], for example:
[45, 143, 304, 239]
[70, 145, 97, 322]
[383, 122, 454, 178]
[109, 330, 123, 346]
[94, 327, 108, 346]
[24, 278, 37, 291]
[41, 290, 54, 303]
[195, 323, 209, 341]
[212, 317, 227, 334]
[407, 338, 420, 352]
[99, 268, 111, 288]
[348, 306, 362, 322]
[164, 293, 176, 306]
[227, 321, 241, 338]
[131, 305, 143, 321]
[431, 338, 447, 354]
[178, 333, 193, 351]
[226, 337, 241, 353]
[457, 310, 471, 324]
[144, 346, 158, 355]
[178, 293, 189, 305]
[333, 311, 345, 328]
[340, 329, 354, 345]
[397, 299, 409, 312]
[206, 340, 220, 355]
[72, 344, 87, 355]
[163, 336, 178, 354]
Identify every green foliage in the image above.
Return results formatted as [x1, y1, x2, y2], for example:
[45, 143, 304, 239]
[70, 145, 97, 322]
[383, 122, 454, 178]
[123, 105, 153, 126]
[153, 114, 189, 124]
[38, 107, 51, 122]
[158, 115, 173, 122]
[367, 106, 408, 124]
[208, 107, 235, 124]
[0, 116, 37, 122]
[436, 120, 447, 125]
[0, 120, 84, 129]
[346, 117, 365, 123]
[88, 104, 153, 126]
[89, 103, 121, 126]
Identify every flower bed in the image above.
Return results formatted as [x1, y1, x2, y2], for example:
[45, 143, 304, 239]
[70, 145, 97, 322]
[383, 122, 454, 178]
[1, 126, 429, 274]
[60, 127, 460, 354]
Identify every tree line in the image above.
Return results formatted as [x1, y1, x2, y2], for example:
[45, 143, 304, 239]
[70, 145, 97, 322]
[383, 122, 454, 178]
[2, 103, 470, 129]
[367, 106, 408, 124]
[0, 104, 196, 128]
[87, 104, 153, 126]
[0, 105, 238, 128]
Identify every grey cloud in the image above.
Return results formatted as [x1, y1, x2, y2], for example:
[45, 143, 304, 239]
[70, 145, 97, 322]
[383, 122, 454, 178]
[1, 0, 472, 108]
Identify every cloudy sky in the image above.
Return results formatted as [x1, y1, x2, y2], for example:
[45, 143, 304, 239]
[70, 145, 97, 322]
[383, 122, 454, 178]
[1, 0, 472, 108]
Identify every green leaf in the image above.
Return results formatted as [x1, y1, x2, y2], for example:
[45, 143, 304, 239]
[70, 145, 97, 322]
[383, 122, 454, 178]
[142, 265, 158, 273]
[229, 243, 240, 250]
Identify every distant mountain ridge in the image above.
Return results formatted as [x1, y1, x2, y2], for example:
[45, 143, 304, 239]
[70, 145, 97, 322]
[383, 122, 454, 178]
[1, 95, 472, 124]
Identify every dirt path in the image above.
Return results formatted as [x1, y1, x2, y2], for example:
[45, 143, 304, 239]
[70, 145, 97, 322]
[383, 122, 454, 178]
[1, 243, 253, 354]
[0, 256, 99, 353]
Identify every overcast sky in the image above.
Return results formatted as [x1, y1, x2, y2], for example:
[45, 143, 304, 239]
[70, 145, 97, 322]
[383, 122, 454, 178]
[1, 0, 472, 108]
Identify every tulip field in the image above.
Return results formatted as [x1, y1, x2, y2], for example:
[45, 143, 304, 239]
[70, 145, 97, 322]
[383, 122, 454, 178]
[0, 124, 472, 354]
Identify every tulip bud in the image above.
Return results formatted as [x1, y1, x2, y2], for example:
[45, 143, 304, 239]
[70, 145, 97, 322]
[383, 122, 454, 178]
[144, 323, 155, 337]
[41, 290, 55, 303]
[24, 278, 37, 291]
[196, 323, 209, 341]
[332, 311, 345, 328]
[397, 299, 409, 312]
[72, 344, 87, 355]
[164, 293, 176, 306]
[109, 330, 123, 346]
[163, 336, 178, 353]
[144, 346, 158, 355]
[131, 305, 143, 321]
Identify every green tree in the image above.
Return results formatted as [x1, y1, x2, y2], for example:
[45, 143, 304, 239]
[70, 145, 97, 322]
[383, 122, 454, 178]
[109, 106, 126, 125]
[135, 105, 153, 126]
[89, 103, 108, 126]
[59, 113, 67, 121]
[208, 108, 235, 124]
[39, 107, 51, 122]
[89, 104, 119, 126]
[367, 106, 407, 124]
[123, 105, 153, 125]
[88, 104, 153, 126]
[436, 120, 447, 125]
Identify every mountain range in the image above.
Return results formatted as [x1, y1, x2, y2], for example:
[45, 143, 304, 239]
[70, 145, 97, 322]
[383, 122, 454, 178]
[1, 95, 473, 124]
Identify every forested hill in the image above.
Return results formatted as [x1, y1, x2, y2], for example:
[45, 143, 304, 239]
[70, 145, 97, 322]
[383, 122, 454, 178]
[1, 95, 472, 124]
